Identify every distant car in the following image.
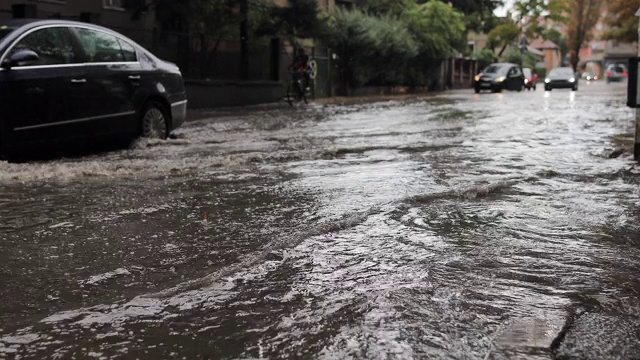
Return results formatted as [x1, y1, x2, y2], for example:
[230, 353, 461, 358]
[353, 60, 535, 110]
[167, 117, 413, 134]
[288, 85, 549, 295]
[474, 63, 525, 93]
[0, 19, 187, 158]
[523, 67, 537, 91]
[581, 71, 598, 81]
[605, 64, 627, 83]
[544, 67, 578, 91]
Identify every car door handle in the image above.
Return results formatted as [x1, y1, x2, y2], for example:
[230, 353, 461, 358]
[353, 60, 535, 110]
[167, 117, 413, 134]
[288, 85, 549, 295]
[128, 75, 141, 80]
[70, 78, 87, 84]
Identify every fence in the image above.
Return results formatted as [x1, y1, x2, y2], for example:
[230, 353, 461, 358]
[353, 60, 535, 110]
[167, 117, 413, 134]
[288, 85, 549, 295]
[447, 58, 478, 89]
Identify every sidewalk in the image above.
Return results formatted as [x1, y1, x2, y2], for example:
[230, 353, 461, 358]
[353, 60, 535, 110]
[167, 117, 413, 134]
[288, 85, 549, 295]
[186, 90, 461, 122]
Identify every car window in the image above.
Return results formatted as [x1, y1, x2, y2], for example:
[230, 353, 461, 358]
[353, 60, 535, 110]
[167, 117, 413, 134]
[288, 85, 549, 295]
[118, 39, 137, 62]
[550, 68, 573, 77]
[7, 26, 78, 66]
[484, 65, 502, 74]
[75, 28, 125, 63]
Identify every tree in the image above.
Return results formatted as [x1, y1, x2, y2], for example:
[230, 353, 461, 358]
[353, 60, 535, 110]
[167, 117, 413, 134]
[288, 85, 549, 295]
[564, 0, 603, 71]
[443, 0, 503, 16]
[323, 9, 418, 89]
[403, 0, 466, 87]
[404, 0, 466, 60]
[512, 0, 566, 39]
[603, 0, 640, 43]
[255, 0, 325, 48]
[487, 22, 520, 56]
[356, 0, 416, 17]
[544, 28, 568, 63]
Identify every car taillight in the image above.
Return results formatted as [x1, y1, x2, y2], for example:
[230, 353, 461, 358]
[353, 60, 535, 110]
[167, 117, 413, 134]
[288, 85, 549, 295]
[607, 70, 611, 76]
[623, 70, 627, 77]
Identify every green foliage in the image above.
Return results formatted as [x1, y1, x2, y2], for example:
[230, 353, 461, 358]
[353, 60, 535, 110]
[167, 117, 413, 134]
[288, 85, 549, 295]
[473, 49, 498, 69]
[544, 28, 568, 60]
[256, 0, 325, 40]
[487, 22, 520, 56]
[604, 0, 640, 43]
[324, 9, 418, 86]
[535, 66, 547, 79]
[442, 0, 502, 15]
[504, 51, 523, 67]
[358, 0, 416, 17]
[403, 0, 466, 60]
[513, 0, 566, 39]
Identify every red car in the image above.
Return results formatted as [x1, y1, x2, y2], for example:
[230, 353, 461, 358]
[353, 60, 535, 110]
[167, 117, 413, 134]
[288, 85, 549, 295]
[523, 68, 537, 91]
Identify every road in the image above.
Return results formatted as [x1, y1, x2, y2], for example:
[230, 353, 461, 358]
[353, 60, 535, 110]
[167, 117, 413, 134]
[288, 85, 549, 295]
[1, 81, 639, 359]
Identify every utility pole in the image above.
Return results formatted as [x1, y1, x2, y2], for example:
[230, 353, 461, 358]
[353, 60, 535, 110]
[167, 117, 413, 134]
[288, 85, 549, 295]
[635, 8, 640, 160]
[240, 0, 249, 80]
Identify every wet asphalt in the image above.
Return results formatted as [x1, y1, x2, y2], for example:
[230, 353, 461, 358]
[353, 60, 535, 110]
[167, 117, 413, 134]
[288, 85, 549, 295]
[1, 80, 640, 359]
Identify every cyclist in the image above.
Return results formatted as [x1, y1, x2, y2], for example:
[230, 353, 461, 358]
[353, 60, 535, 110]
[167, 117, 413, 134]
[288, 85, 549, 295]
[289, 48, 311, 92]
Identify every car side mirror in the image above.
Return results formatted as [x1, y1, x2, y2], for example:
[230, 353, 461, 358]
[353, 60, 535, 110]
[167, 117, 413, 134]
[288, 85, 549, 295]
[1, 50, 39, 69]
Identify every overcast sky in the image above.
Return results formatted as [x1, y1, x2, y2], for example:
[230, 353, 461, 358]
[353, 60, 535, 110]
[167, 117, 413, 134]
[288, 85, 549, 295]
[494, 0, 515, 17]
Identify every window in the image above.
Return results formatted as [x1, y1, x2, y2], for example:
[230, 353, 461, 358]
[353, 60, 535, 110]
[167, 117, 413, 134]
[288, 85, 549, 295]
[467, 41, 476, 54]
[118, 39, 137, 62]
[7, 27, 78, 66]
[76, 28, 124, 63]
[103, 0, 125, 10]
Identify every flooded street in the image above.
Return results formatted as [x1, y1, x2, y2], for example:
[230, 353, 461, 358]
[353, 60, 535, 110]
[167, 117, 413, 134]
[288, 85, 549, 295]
[2, 81, 640, 359]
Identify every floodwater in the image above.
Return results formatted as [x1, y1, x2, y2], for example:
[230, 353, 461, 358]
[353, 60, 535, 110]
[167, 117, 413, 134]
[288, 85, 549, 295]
[1, 81, 639, 359]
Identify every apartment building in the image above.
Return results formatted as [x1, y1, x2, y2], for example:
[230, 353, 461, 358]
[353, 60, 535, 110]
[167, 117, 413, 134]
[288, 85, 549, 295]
[0, 0, 153, 31]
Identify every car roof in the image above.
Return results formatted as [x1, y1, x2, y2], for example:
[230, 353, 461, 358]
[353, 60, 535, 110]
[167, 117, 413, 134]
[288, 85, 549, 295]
[1, 18, 117, 33]
[490, 63, 517, 67]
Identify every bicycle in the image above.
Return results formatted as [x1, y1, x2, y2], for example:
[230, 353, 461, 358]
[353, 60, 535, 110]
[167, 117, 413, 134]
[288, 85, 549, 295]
[286, 60, 317, 107]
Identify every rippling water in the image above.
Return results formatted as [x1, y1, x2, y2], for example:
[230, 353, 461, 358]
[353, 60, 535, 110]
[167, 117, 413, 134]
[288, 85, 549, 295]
[1, 82, 639, 358]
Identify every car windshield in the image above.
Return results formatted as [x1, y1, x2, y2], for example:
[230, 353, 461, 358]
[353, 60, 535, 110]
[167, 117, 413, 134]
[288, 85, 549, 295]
[0, 25, 15, 42]
[523, 68, 532, 77]
[549, 68, 574, 77]
[484, 65, 507, 74]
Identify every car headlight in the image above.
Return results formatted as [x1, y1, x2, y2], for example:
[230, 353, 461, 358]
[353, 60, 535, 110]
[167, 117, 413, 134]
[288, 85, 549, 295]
[496, 76, 505, 83]
[474, 75, 480, 82]
[569, 78, 575, 83]
[524, 79, 529, 84]
[545, 78, 551, 83]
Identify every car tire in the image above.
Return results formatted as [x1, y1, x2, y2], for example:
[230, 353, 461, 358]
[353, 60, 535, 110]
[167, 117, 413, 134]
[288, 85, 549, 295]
[141, 101, 169, 140]
[545, 86, 551, 91]
[572, 86, 578, 91]
[474, 87, 480, 94]
[533, 85, 536, 91]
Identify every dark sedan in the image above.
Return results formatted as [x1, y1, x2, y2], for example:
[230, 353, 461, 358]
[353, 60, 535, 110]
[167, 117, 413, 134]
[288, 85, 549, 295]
[544, 67, 578, 91]
[0, 19, 187, 158]
[474, 63, 525, 93]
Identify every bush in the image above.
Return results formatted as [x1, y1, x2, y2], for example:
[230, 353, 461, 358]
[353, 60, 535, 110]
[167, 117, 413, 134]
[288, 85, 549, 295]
[324, 9, 418, 86]
[473, 49, 498, 69]
[535, 66, 547, 79]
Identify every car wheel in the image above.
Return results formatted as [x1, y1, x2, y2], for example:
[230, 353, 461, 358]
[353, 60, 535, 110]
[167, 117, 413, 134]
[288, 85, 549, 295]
[474, 87, 480, 94]
[533, 85, 537, 91]
[141, 101, 169, 139]
[572, 86, 578, 91]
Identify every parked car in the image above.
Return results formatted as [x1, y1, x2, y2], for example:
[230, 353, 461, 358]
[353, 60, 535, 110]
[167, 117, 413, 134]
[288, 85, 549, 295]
[0, 19, 187, 158]
[605, 63, 627, 83]
[544, 67, 578, 91]
[523, 67, 537, 91]
[474, 63, 525, 93]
